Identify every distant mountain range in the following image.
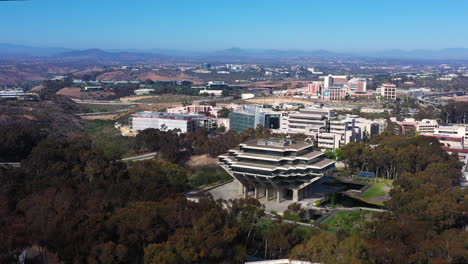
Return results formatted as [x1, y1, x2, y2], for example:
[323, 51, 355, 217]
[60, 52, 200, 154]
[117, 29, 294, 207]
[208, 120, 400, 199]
[55, 48, 171, 64]
[362, 48, 468, 60]
[0, 43, 72, 56]
[1, 43, 468, 62]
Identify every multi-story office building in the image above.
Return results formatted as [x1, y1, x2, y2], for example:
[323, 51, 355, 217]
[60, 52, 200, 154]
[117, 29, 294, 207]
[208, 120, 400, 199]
[307, 82, 323, 96]
[317, 119, 360, 149]
[421, 124, 468, 172]
[131, 111, 205, 133]
[322, 75, 348, 88]
[230, 111, 256, 132]
[379, 83, 397, 100]
[166, 105, 223, 117]
[351, 116, 388, 140]
[395, 118, 439, 134]
[279, 108, 332, 135]
[218, 138, 335, 203]
[229, 105, 281, 132]
[347, 78, 367, 92]
[323, 85, 345, 101]
[417, 119, 439, 133]
[277, 108, 361, 150]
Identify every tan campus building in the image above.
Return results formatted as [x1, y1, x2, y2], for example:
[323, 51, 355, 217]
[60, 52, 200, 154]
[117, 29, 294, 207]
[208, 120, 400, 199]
[218, 138, 335, 204]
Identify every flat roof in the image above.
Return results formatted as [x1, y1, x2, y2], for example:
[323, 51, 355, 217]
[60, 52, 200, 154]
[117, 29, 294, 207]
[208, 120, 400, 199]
[241, 139, 313, 152]
[132, 111, 205, 120]
[234, 151, 324, 162]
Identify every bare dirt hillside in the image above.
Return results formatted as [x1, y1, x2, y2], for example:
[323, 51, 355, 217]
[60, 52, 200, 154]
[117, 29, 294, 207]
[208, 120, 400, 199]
[136, 71, 201, 82]
[31, 85, 45, 92]
[57, 87, 117, 100]
[0, 95, 86, 139]
[96, 70, 135, 81]
[0, 62, 77, 85]
[56, 87, 82, 98]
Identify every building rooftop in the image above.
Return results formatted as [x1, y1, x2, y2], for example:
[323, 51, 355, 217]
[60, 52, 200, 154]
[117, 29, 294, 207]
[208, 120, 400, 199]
[241, 139, 312, 151]
[132, 111, 205, 120]
[234, 150, 324, 162]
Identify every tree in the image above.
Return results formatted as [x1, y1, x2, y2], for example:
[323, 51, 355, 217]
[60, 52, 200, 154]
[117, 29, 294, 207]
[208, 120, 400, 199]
[218, 107, 231, 118]
[107, 201, 171, 264]
[289, 231, 337, 264]
[144, 203, 241, 264]
[88, 242, 128, 264]
[385, 163, 465, 232]
[0, 196, 30, 263]
[0, 119, 45, 162]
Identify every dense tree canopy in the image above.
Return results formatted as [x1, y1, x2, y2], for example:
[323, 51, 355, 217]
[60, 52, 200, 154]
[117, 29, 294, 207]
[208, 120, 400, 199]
[341, 135, 461, 179]
[0, 113, 466, 263]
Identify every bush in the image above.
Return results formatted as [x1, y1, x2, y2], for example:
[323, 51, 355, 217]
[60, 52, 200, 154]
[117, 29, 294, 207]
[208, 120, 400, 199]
[283, 213, 302, 222]
[188, 166, 231, 188]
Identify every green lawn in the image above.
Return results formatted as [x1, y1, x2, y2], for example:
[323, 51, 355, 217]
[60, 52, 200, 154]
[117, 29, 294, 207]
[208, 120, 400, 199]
[361, 183, 387, 199]
[80, 103, 131, 113]
[322, 210, 370, 233]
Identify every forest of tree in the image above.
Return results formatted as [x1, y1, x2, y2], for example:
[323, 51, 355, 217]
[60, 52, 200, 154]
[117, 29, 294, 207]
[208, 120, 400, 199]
[0, 111, 466, 263]
[341, 135, 463, 180]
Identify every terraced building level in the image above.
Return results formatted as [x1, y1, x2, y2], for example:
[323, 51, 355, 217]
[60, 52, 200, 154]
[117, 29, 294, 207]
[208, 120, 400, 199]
[218, 138, 335, 204]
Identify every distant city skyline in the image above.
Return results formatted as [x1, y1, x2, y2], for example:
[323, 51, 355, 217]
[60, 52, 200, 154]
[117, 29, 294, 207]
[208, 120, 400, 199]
[0, 0, 467, 51]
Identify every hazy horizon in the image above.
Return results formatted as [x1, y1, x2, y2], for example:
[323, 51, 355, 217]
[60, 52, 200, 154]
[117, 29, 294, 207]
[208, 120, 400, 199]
[1, 0, 467, 51]
[2, 42, 468, 54]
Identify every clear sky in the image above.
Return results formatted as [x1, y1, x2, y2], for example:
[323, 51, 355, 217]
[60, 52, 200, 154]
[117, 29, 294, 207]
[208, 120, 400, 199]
[0, 0, 467, 51]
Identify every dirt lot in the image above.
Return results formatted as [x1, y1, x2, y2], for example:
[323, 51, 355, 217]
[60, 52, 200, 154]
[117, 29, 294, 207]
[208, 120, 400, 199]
[187, 154, 218, 167]
[119, 95, 155, 103]
[80, 114, 119, 120]
[56, 87, 82, 98]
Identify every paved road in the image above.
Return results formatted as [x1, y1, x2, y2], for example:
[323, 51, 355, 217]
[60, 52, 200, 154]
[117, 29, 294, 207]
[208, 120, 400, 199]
[121, 152, 157, 162]
[75, 108, 131, 116]
[73, 96, 234, 106]
[0, 162, 21, 168]
[72, 99, 136, 105]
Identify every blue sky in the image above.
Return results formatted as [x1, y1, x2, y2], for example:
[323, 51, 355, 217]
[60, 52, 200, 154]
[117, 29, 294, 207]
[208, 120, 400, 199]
[0, 0, 467, 51]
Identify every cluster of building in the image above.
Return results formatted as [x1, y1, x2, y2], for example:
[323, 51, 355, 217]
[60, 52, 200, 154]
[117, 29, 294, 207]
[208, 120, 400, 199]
[130, 102, 389, 152]
[0, 90, 39, 101]
[130, 111, 217, 133]
[394, 117, 468, 169]
[305, 75, 397, 100]
[130, 103, 244, 133]
[229, 105, 387, 150]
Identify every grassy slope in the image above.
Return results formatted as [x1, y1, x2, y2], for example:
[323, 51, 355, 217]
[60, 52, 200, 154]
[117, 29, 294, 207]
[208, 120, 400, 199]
[361, 183, 387, 199]
[322, 211, 370, 233]
[80, 103, 131, 113]
[85, 119, 135, 158]
[188, 166, 232, 189]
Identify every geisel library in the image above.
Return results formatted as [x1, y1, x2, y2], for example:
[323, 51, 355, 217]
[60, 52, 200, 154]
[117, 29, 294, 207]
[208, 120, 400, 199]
[219, 138, 336, 203]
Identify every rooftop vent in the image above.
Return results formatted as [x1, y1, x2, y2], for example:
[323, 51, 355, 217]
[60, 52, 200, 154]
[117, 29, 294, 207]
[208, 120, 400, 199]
[257, 138, 293, 147]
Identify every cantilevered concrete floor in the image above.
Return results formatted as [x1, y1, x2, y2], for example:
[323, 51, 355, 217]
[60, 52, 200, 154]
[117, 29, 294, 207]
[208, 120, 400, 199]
[207, 177, 341, 213]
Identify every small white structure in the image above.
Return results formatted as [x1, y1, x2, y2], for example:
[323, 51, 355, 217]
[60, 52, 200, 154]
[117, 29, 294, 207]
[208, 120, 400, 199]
[134, 88, 155, 96]
[216, 118, 230, 131]
[241, 93, 255, 100]
[200, 89, 223, 96]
